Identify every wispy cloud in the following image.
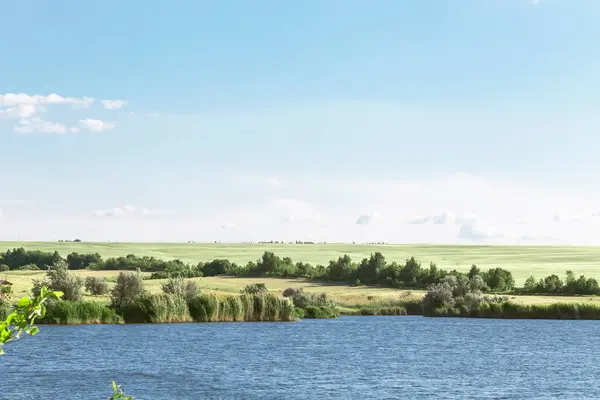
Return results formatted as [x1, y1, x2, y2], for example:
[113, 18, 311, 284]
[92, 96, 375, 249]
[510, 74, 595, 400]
[102, 100, 128, 110]
[355, 211, 378, 225]
[0, 93, 95, 109]
[93, 204, 154, 218]
[79, 118, 115, 132]
[14, 118, 79, 134]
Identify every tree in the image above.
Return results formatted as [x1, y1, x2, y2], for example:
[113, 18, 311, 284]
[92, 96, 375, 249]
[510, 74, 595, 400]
[32, 262, 84, 301]
[110, 271, 145, 311]
[84, 276, 110, 296]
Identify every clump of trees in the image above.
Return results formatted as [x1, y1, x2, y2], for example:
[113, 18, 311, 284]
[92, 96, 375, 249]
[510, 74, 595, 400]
[521, 270, 600, 295]
[5, 247, 600, 296]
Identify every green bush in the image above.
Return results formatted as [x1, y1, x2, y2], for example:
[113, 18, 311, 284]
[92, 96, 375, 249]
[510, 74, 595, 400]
[240, 283, 268, 295]
[304, 305, 338, 319]
[110, 271, 145, 311]
[84, 276, 110, 295]
[31, 263, 84, 301]
[295, 307, 305, 318]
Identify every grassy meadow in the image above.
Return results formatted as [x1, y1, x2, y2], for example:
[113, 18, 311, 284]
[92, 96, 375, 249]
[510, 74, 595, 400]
[2, 241, 600, 283]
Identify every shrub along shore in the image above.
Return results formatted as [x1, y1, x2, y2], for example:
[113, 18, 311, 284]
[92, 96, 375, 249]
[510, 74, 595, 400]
[3, 247, 600, 322]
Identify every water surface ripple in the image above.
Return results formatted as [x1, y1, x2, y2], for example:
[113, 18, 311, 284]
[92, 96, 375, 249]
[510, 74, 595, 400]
[2, 316, 599, 399]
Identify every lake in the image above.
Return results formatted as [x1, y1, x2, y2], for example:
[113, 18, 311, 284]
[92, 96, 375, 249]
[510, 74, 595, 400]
[2, 316, 600, 399]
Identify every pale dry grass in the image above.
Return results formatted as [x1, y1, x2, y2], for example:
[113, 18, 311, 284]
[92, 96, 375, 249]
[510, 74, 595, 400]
[5, 271, 599, 309]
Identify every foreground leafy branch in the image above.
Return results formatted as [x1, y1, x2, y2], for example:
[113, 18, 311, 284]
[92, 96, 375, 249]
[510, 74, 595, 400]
[0, 287, 133, 399]
[0, 286, 63, 354]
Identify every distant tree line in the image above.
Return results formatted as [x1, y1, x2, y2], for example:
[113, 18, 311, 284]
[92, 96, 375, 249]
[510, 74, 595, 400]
[2, 247, 600, 296]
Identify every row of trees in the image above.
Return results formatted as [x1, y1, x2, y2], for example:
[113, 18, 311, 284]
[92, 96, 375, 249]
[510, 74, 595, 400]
[4, 247, 600, 295]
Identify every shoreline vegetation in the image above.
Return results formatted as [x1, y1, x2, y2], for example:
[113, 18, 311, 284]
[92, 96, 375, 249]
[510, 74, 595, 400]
[2, 246, 600, 322]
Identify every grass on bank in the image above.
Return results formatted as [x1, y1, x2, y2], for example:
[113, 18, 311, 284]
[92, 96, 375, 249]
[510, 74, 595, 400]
[3, 241, 600, 283]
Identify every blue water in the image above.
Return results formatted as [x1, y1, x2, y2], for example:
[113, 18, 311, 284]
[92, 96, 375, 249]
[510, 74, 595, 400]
[2, 316, 600, 399]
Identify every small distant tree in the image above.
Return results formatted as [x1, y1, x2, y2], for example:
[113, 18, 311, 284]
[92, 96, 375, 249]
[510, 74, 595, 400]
[523, 276, 537, 293]
[240, 283, 268, 295]
[84, 276, 110, 296]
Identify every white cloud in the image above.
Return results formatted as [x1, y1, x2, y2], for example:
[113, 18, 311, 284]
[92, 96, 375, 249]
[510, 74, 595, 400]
[355, 211, 379, 225]
[14, 118, 79, 134]
[102, 100, 128, 110]
[458, 222, 504, 242]
[93, 205, 152, 218]
[267, 177, 280, 186]
[0, 93, 94, 109]
[408, 211, 478, 225]
[79, 118, 115, 132]
[221, 223, 239, 230]
[0, 104, 37, 119]
[4, 171, 600, 244]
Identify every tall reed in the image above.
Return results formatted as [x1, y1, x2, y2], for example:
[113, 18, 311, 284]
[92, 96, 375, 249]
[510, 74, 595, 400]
[40, 300, 123, 324]
[120, 293, 191, 323]
[426, 301, 600, 319]
[187, 293, 295, 322]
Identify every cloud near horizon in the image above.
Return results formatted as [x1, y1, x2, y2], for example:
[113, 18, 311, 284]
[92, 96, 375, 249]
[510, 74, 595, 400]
[1, 92, 122, 134]
[1, 172, 599, 244]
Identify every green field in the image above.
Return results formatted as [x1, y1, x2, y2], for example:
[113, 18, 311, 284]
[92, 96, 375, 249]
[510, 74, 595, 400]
[2, 241, 600, 283]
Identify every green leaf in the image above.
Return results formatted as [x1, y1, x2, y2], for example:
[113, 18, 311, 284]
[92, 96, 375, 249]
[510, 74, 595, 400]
[50, 291, 64, 299]
[26, 326, 40, 336]
[17, 297, 32, 308]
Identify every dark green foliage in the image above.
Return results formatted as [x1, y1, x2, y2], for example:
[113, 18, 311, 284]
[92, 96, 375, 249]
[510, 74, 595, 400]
[295, 307, 305, 318]
[110, 271, 145, 311]
[84, 276, 109, 295]
[520, 270, 600, 295]
[356, 252, 386, 284]
[429, 301, 600, 320]
[240, 283, 268, 294]
[66, 252, 103, 270]
[40, 300, 123, 324]
[326, 255, 356, 281]
[482, 268, 515, 292]
[16, 264, 40, 271]
[201, 259, 233, 276]
[0, 264, 8, 272]
[102, 254, 190, 272]
[304, 306, 338, 318]
[0, 247, 63, 270]
[31, 263, 84, 301]
[359, 306, 407, 316]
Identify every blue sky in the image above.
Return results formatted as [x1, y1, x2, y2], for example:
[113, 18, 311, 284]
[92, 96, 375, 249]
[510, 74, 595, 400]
[1, 0, 600, 243]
